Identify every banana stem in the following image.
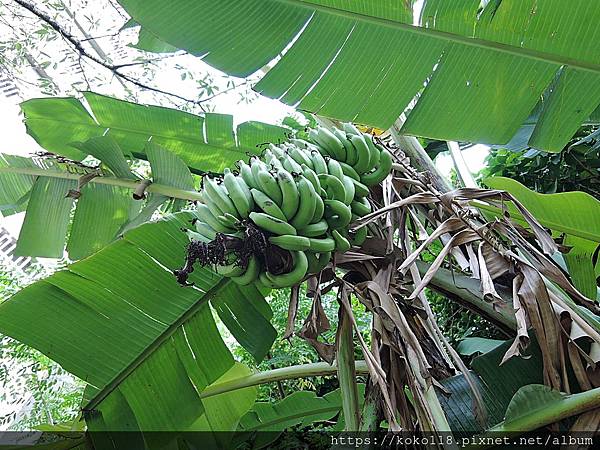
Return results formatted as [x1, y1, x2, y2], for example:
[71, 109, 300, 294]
[388, 117, 452, 193]
[336, 306, 362, 431]
[199, 361, 369, 399]
[0, 166, 203, 201]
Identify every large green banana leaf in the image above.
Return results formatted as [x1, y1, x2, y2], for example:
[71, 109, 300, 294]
[0, 213, 276, 438]
[484, 176, 600, 299]
[4, 92, 291, 259]
[121, 19, 177, 53]
[444, 338, 600, 438]
[118, 0, 600, 152]
[22, 92, 289, 173]
[0, 152, 125, 259]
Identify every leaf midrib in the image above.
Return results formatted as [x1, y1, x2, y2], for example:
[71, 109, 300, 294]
[82, 276, 230, 412]
[278, 0, 600, 75]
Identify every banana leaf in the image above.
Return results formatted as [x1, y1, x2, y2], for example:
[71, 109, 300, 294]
[21, 92, 289, 173]
[119, 0, 600, 152]
[0, 138, 197, 259]
[0, 213, 276, 443]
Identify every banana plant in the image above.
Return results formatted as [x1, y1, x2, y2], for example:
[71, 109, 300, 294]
[5, 121, 600, 448]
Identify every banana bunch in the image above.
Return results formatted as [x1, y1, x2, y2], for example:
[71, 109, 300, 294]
[188, 123, 392, 289]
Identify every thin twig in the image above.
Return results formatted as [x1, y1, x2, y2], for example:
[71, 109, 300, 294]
[11, 0, 208, 109]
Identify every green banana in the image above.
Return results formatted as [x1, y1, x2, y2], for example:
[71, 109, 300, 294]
[290, 176, 317, 230]
[223, 170, 252, 218]
[339, 162, 360, 181]
[258, 272, 279, 289]
[308, 236, 336, 252]
[265, 250, 308, 288]
[324, 199, 352, 229]
[266, 154, 285, 171]
[195, 220, 218, 240]
[319, 174, 346, 202]
[342, 122, 362, 136]
[363, 133, 381, 170]
[349, 134, 371, 174]
[289, 138, 311, 149]
[299, 219, 329, 237]
[204, 176, 239, 218]
[352, 178, 370, 198]
[276, 170, 300, 220]
[235, 175, 254, 205]
[239, 160, 258, 189]
[231, 256, 260, 285]
[282, 153, 303, 174]
[215, 263, 245, 277]
[332, 229, 351, 252]
[187, 229, 212, 244]
[256, 168, 284, 205]
[309, 150, 328, 175]
[263, 149, 275, 161]
[200, 189, 223, 217]
[313, 126, 345, 160]
[361, 149, 393, 186]
[197, 201, 233, 233]
[290, 145, 314, 169]
[251, 188, 287, 221]
[326, 158, 345, 182]
[268, 143, 285, 159]
[250, 158, 268, 185]
[249, 212, 297, 236]
[333, 128, 356, 165]
[308, 128, 331, 157]
[311, 193, 324, 223]
[342, 175, 355, 205]
[301, 164, 321, 193]
[179, 123, 390, 290]
[306, 251, 331, 274]
[351, 198, 372, 216]
[215, 254, 245, 277]
[218, 213, 240, 229]
[269, 234, 311, 251]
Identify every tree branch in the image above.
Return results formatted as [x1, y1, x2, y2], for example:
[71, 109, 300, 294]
[11, 0, 207, 109]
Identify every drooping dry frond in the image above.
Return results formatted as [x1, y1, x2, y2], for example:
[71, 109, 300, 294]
[286, 132, 600, 436]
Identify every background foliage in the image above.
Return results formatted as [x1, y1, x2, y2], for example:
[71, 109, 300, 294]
[481, 127, 600, 198]
[0, 263, 83, 430]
